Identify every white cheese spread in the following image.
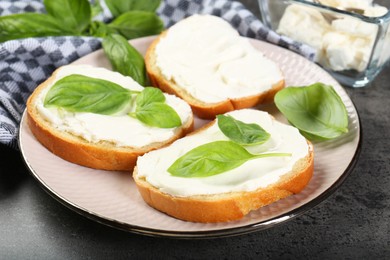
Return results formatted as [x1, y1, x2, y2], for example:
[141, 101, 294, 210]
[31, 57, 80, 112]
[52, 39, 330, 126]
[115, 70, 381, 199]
[277, 0, 389, 72]
[35, 65, 193, 147]
[154, 15, 283, 103]
[136, 109, 309, 196]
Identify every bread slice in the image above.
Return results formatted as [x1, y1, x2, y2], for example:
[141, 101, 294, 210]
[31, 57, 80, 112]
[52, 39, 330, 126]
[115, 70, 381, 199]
[133, 109, 314, 223]
[27, 65, 194, 171]
[145, 15, 285, 119]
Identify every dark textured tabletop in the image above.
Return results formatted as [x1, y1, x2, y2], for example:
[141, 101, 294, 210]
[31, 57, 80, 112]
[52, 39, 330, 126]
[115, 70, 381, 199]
[1, 1, 389, 259]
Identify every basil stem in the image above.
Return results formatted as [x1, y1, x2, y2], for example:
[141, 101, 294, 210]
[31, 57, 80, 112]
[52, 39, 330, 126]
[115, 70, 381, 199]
[88, 21, 116, 38]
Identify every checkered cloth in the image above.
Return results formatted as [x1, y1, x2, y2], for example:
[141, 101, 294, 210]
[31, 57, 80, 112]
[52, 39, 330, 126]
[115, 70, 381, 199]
[0, 0, 315, 149]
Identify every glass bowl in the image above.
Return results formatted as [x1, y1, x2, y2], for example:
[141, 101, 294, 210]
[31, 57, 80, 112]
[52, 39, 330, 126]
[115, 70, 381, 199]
[258, 0, 390, 87]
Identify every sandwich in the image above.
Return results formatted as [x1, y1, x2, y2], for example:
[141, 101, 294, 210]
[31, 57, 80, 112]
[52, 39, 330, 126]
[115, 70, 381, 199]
[133, 109, 313, 222]
[145, 14, 285, 119]
[26, 65, 194, 171]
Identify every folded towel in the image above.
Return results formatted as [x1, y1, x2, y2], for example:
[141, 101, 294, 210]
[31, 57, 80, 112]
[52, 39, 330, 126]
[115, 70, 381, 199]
[0, 0, 315, 149]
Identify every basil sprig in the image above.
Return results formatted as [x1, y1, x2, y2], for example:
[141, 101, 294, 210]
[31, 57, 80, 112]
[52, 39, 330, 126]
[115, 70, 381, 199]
[274, 83, 348, 141]
[168, 141, 290, 178]
[217, 115, 270, 145]
[168, 115, 290, 178]
[0, 0, 164, 86]
[44, 75, 181, 128]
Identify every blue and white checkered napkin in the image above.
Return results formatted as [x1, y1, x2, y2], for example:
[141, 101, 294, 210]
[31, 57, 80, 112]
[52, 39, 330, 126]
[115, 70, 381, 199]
[0, 0, 315, 149]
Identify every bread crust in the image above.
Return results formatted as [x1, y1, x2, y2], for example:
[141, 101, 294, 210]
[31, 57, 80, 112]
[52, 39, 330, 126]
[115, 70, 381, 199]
[26, 67, 194, 171]
[145, 31, 285, 119]
[133, 121, 314, 223]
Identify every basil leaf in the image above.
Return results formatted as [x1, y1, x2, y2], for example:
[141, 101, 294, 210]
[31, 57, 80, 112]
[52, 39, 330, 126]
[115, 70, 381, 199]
[136, 87, 165, 108]
[44, 74, 134, 115]
[108, 11, 164, 40]
[105, 0, 161, 17]
[217, 115, 270, 145]
[102, 34, 146, 86]
[43, 0, 91, 34]
[132, 87, 180, 128]
[168, 141, 291, 178]
[274, 83, 349, 140]
[135, 102, 182, 128]
[0, 13, 67, 42]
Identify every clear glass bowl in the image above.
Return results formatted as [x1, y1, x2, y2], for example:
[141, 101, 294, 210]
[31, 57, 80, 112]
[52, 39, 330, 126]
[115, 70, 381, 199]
[258, 0, 390, 87]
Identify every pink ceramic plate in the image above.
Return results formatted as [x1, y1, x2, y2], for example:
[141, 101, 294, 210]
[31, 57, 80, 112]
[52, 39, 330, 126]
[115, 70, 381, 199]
[19, 36, 361, 238]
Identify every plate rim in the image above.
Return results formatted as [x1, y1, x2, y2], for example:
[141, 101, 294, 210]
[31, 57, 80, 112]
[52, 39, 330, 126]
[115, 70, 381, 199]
[18, 36, 362, 239]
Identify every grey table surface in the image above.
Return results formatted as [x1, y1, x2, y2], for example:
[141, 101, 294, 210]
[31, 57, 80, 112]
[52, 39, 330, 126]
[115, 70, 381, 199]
[1, 1, 389, 259]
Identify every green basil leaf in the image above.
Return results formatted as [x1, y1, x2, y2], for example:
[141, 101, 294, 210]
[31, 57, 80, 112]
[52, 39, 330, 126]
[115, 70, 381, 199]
[136, 87, 165, 108]
[44, 74, 134, 115]
[217, 114, 270, 145]
[105, 0, 161, 17]
[43, 0, 91, 34]
[274, 83, 349, 140]
[132, 87, 180, 128]
[102, 34, 146, 86]
[108, 11, 164, 40]
[135, 103, 181, 128]
[0, 13, 68, 42]
[168, 141, 291, 178]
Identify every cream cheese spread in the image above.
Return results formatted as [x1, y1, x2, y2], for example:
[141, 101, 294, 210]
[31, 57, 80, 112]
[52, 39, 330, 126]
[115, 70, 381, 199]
[136, 109, 309, 196]
[154, 15, 283, 103]
[35, 65, 193, 147]
[277, 0, 388, 72]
